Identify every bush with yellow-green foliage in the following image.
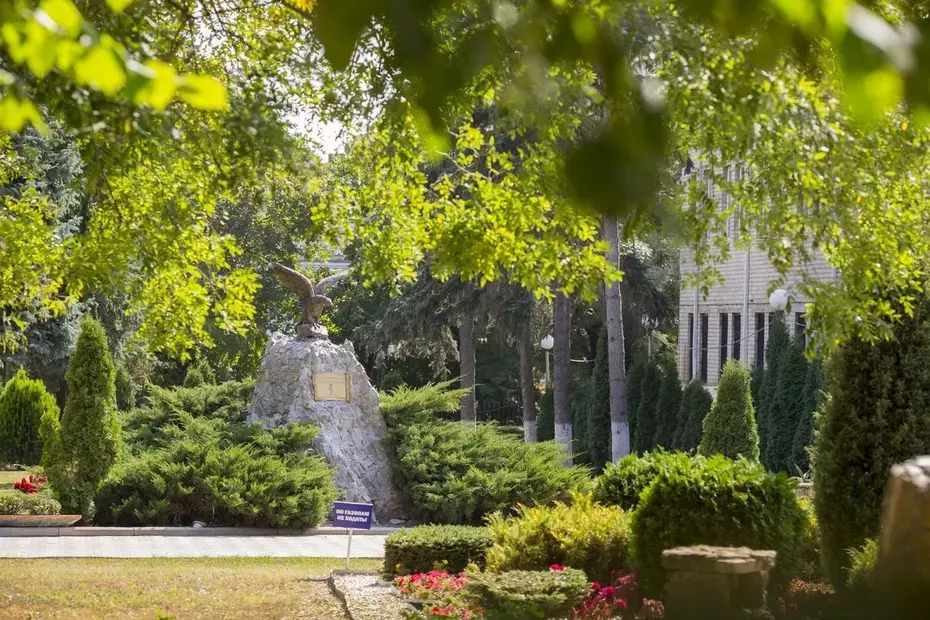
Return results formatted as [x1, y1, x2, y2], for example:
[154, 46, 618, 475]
[486, 494, 632, 584]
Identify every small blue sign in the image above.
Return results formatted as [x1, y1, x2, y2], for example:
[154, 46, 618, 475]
[332, 501, 374, 530]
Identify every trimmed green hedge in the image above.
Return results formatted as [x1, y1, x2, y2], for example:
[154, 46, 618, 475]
[592, 450, 693, 510]
[0, 491, 61, 515]
[631, 454, 807, 593]
[485, 494, 632, 584]
[383, 525, 493, 576]
[464, 568, 589, 620]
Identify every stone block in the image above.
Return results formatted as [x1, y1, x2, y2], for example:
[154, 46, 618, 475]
[662, 546, 775, 620]
[247, 334, 404, 520]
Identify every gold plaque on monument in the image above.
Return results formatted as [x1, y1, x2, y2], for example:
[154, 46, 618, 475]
[312, 373, 350, 401]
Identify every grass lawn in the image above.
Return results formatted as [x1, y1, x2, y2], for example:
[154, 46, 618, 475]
[0, 557, 381, 619]
[0, 470, 30, 491]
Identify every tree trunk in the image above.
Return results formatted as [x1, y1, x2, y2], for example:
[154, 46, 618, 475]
[602, 215, 630, 462]
[519, 314, 537, 442]
[553, 292, 573, 464]
[459, 294, 477, 427]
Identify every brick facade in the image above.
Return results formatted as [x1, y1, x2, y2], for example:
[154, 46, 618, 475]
[677, 164, 835, 387]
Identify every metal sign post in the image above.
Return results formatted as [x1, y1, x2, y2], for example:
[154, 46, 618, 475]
[332, 501, 373, 571]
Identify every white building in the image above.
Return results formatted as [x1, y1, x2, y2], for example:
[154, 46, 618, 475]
[677, 162, 835, 387]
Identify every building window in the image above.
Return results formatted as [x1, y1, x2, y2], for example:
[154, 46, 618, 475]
[700, 314, 709, 383]
[795, 312, 807, 347]
[719, 313, 729, 370]
[755, 313, 766, 368]
[688, 313, 694, 381]
[732, 313, 741, 361]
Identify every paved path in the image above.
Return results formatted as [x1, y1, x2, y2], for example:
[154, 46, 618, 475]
[0, 535, 386, 558]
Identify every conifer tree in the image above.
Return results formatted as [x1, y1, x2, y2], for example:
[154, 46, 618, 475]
[633, 362, 662, 453]
[814, 298, 930, 586]
[47, 317, 121, 516]
[698, 360, 760, 460]
[653, 368, 682, 449]
[674, 381, 713, 451]
[756, 314, 790, 460]
[585, 329, 611, 470]
[0, 369, 60, 465]
[114, 365, 135, 412]
[626, 359, 647, 452]
[791, 358, 824, 473]
[537, 389, 554, 441]
[766, 336, 809, 472]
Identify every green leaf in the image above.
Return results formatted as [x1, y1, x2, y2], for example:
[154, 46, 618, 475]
[105, 0, 134, 14]
[133, 60, 177, 110]
[74, 46, 126, 95]
[178, 75, 228, 110]
[39, 0, 83, 36]
[0, 95, 47, 133]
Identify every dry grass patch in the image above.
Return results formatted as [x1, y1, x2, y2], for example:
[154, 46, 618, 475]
[0, 556, 381, 619]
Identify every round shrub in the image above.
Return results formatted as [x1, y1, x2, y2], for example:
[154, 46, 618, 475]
[698, 360, 760, 461]
[0, 369, 60, 465]
[592, 450, 693, 510]
[485, 494, 632, 584]
[464, 568, 589, 620]
[631, 454, 806, 593]
[383, 525, 493, 576]
[0, 491, 61, 515]
[812, 301, 930, 586]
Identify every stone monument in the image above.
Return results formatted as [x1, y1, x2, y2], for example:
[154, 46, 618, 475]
[247, 263, 404, 520]
[874, 455, 930, 618]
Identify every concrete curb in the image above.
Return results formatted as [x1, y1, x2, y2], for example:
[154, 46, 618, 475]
[0, 526, 400, 537]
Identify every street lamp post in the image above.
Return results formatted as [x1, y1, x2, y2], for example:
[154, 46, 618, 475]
[541, 335, 554, 386]
[769, 288, 789, 311]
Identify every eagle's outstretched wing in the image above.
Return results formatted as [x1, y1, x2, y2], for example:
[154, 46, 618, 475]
[272, 263, 314, 300]
[314, 272, 347, 297]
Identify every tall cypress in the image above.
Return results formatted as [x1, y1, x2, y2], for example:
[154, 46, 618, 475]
[626, 359, 647, 452]
[585, 329, 611, 471]
[757, 314, 790, 461]
[537, 389, 554, 441]
[48, 317, 121, 516]
[791, 357, 824, 472]
[813, 297, 930, 585]
[675, 380, 713, 451]
[653, 368, 682, 448]
[766, 336, 809, 472]
[633, 362, 662, 453]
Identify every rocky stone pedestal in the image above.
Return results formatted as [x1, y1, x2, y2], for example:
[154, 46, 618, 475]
[247, 333, 404, 520]
[661, 545, 776, 620]
[876, 455, 930, 618]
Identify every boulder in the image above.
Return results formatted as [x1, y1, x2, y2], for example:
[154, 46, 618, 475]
[247, 333, 404, 520]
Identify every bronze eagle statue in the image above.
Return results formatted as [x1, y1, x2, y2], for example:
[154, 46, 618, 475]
[271, 262, 345, 340]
